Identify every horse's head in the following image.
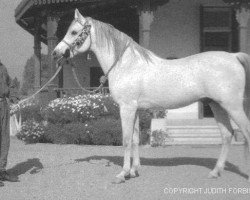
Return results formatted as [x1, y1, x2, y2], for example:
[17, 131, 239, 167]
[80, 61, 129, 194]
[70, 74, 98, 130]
[53, 9, 92, 60]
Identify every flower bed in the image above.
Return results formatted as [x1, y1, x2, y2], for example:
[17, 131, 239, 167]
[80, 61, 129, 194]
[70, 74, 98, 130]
[42, 94, 118, 124]
[11, 98, 43, 122]
[16, 120, 45, 144]
[13, 94, 153, 145]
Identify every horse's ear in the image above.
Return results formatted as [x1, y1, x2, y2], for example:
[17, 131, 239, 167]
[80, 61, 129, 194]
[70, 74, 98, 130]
[74, 9, 85, 21]
[74, 9, 81, 19]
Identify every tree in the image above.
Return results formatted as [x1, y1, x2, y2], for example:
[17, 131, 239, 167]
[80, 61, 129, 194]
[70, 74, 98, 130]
[20, 54, 49, 95]
[9, 77, 21, 103]
[20, 56, 35, 95]
[11, 77, 21, 90]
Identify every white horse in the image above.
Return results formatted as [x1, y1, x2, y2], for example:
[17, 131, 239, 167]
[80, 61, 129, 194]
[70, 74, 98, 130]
[53, 9, 250, 183]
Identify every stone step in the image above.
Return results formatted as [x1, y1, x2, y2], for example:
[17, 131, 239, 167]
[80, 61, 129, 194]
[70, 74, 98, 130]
[150, 118, 243, 145]
[169, 133, 220, 138]
[168, 127, 220, 135]
[165, 118, 218, 126]
[151, 118, 219, 133]
[164, 138, 222, 145]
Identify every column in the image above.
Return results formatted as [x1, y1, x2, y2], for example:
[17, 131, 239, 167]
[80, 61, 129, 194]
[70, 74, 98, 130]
[139, 0, 154, 48]
[232, 4, 250, 137]
[47, 13, 59, 98]
[236, 5, 250, 53]
[34, 16, 42, 91]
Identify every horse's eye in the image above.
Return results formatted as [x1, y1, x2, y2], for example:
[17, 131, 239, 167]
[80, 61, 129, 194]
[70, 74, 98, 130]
[71, 31, 77, 35]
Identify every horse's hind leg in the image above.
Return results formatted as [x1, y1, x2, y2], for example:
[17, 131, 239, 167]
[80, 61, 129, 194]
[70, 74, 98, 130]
[221, 100, 250, 181]
[208, 102, 233, 178]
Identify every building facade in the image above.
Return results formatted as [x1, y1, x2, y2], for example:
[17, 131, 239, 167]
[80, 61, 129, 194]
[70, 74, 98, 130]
[15, 0, 250, 120]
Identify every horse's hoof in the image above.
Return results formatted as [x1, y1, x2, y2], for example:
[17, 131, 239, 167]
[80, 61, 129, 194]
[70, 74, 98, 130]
[112, 176, 125, 184]
[124, 173, 131, 180]
[130, 170, 139, 178]
[208, 171, 220, 179]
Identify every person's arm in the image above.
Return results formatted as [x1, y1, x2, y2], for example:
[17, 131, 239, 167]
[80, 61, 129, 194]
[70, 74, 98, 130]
[0, 64, 10, 98]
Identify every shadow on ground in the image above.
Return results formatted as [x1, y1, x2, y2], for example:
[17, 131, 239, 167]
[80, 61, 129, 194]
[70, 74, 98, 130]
[75, 156, 248, 180]
[7, 158, 44, 176]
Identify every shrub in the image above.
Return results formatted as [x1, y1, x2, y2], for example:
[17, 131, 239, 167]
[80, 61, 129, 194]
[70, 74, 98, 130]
[102, 96, 120, 119]
[86, 118, 122, 146]
[43, 123, 81, 144]
[41, 118, 122, 145]
[63, 122, 92, 144]
[13, 94, 153, 146]
[140, 129, 151, 145]
[16, 120, 45, 144]
[20, 104, 43, 122]
[138, 109, 152, 131]
[151, 130, 172, 147]
[11, 98, 43, 122]
[42, 94, 116, 124]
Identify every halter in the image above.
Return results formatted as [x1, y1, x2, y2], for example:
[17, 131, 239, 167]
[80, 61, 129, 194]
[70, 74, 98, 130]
[61, 17, 129, 91]
[62, 18, 91, 55]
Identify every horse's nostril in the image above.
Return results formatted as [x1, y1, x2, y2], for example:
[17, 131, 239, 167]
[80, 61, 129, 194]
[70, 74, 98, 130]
[63, 49, 70, 58]
[52, 51, 57, 57]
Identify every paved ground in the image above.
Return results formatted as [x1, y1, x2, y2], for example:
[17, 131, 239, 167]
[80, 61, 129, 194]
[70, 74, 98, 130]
[1, 138, 250, 200]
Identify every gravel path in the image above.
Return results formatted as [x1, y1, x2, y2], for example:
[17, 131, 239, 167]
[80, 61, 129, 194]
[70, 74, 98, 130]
[1, 138, 250, 200]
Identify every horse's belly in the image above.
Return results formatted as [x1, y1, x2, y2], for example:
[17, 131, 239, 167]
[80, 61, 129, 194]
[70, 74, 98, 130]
[138, 92, 201, 109]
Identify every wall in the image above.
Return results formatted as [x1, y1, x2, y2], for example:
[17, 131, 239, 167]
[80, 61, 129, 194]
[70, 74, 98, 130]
[149, 0, 227, 119]
[61, 0, 250, 119]
[63, 52, 100, 89]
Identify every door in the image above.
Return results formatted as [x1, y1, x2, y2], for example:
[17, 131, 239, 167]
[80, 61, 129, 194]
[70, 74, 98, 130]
[90, 67, 108, 87]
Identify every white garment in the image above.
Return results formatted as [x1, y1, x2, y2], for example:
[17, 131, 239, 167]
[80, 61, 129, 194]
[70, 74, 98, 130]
[10, 114, 21, 136]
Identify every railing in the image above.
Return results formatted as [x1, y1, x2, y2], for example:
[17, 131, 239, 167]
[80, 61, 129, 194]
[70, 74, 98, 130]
[54, 87, 110, 97]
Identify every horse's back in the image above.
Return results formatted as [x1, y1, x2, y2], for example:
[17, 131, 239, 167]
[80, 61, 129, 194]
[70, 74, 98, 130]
[137, 51, 246, 109]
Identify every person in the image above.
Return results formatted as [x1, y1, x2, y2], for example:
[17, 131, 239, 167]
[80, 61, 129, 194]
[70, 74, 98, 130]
[0, 60, 19, 187]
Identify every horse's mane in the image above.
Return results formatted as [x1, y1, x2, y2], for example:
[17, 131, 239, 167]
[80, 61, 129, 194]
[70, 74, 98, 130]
[88, 17, 152, 62]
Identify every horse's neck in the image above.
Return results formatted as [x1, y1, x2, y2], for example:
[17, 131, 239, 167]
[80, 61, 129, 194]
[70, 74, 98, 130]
[91, 45, 116, 75]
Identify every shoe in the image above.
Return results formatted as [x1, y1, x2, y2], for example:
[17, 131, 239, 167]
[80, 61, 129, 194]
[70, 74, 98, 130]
[0, 171, 19, 182]
[0, 181, 4, 187]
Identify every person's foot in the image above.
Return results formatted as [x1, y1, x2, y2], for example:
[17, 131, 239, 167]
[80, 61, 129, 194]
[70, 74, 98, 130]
[0, 171, 19, 182]
[0, 181, 4, 187]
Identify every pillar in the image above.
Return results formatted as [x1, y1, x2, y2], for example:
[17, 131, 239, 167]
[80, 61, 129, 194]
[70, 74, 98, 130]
[47, 13, 59, 98]
[226, 3, 250, 137]
[236, 5, 250, 53]
[236, 5, 250, 122]
[34, 16, 42, 91]
[139, 0, 154, 48]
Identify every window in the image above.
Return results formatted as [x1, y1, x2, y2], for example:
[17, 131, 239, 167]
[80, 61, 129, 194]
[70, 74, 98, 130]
[200, 6, 238, 52]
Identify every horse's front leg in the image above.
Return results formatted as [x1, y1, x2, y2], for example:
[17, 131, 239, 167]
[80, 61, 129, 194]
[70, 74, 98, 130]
[130, 115, 140, 178]
[115, 104, 137, 183]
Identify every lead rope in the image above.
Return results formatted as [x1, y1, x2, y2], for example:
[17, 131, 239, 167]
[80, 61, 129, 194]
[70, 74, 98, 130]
[14, 57, 64, 108]
[69, 43, 129, 94]
[70, 61, 105, 94]
[15, 42, 129, 106]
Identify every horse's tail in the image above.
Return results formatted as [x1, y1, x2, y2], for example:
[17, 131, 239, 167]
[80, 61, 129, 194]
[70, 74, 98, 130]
[235, 52, 250, 117]
[235, 52, 250, 160]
